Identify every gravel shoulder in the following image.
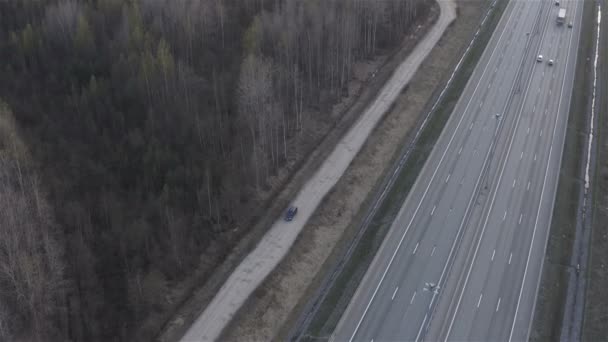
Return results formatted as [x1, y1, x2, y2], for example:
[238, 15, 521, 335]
[219, 1, 490, 341]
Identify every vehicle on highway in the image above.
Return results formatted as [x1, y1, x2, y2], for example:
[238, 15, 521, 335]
[568, 21, 573, 28]
[424, 282, 440, 294]
[537, 55, 543, 62]
[548, 59, 554, 66]
[554, 0, 560, 6]
[284, 206, 298, 221]
[557, 8, 566, 25]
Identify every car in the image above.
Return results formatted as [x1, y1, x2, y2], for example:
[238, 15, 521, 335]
[555, 0, 560, 5]
[568, 21, 573, 28]
[284, 206, 298, 221]
[548, 59, 554, 66]
[537, 55, 543, 62]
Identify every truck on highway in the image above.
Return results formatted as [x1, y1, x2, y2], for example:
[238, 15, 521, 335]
[557, 8, 566, 25]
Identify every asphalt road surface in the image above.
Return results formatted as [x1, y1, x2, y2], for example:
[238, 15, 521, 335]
[332, 0, 582, 341]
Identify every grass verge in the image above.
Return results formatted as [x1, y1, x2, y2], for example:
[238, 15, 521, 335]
[297, 0, 510, 339]
[529, 0, 596, 340]
[583, 0, 608, 339]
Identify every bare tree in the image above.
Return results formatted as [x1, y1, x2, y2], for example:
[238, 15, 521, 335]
[237, 53, 274, 190]
[43, 0, 80, 47]
[0, 103, 65, 341]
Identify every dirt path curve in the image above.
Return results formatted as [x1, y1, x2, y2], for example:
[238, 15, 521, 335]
[180, 1, 456, 341]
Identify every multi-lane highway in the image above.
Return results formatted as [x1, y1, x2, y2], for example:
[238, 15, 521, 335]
[332, 0, 582, 340]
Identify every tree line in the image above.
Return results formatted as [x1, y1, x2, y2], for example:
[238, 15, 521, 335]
[0, 0, 431, 340]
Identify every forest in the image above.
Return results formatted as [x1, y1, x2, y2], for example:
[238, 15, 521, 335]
[0, 0, 431, 340]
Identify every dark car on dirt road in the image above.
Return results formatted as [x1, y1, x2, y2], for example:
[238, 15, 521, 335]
[284, 206, 298, 221]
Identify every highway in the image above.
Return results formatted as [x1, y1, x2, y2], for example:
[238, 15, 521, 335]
[332, 0, 582, 341]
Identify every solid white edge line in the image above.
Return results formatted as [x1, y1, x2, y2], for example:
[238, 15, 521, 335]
[508, 0, 579, 340]
[345, 1, 520, 340]
[444, 1, 551, 338]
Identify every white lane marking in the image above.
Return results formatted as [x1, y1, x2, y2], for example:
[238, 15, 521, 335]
[520, 151, 524, 159]
[413, 242, 420, 255]
[446, 174, 451, 183]
[509, 253, 513, 265]
[503, 211, 507, 221]
[408, 5, 523, 339]
[491, 249, 496, 261]
[431, 246, 436, 256]
[470, 122, 474, 130]
[416, 314, 429, 342]
[496, 297, 502, 312]
[458, 146, 463, 155]
[431, 205, 436, 216]
[509, 2, 580, 340]
[534, 154, 537, 161]
[527, 127, 530, 134]
[347, 3, 521, 339]
[519, 214, 523, 225]
[512, 179, 516, 188]
[533, 105, 536, 113]
[488, 83, 492, 89]
[446, 3, 550, 334]
[392, 287, 399, 300]
[549, 89, 552, 95]
[410, 291, 417, 304]
[477, 294, 483, 308]
[527, 181, 531, 191]
[540, 129, 543, 137]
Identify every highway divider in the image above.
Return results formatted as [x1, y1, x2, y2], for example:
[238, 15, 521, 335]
[289, 0, 511, 340]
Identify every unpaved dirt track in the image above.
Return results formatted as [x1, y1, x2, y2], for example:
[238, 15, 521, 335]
[178, 1, 456, 341]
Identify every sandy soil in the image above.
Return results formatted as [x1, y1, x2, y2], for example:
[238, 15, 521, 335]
[218, 1, 490, 341]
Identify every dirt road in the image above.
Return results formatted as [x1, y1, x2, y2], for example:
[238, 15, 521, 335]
[178, 1, 456, 341]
